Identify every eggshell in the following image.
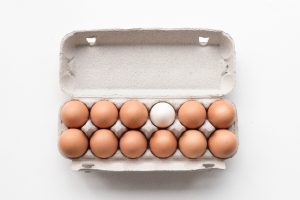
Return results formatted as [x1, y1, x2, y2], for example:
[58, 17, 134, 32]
[150, 102, 176, 128]
[149, 130, 177, 159]
[178, 100, 206, 128]
[58, 129, 88, 159]
[179, 130, 207, 159]
[119, 100, 148, 129]
[119, 130, 147, 159]
[60, 100, 89, 128]
[207, 99, 236, 128]
[208, 129, 238, 159]
[90, 100, 118, 128]
[90, 129, 118, 159]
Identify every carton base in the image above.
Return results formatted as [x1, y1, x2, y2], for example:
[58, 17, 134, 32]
[71, 150, 226, 172]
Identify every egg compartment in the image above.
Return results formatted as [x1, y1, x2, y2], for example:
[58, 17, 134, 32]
[59, 29, 237, 171]
[58, 98, 238, 171]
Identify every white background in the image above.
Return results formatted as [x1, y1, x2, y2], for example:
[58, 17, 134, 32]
[0, 0, 299, 199]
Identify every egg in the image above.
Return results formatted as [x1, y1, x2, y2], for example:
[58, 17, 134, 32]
[119, 130, 147, 159]
[149, 130, 177, 158]
[207, 99, 236, 128]
[60, 100, 89, 128]
[119, 100, 148, 129]
[58, 129, 88, 159]
[150, 102, 175, 128]
[90, 100, 118, 128]
[178, 100, 206, 128]
[179, 130, 207, 159]
[89, 129, 118, 158]
[208, 129, 238, 159]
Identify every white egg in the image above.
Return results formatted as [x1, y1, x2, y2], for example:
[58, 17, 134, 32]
[150, 102, 176, 128]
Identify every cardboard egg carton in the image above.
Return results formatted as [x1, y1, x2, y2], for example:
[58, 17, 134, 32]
[59, 28, 237, 172]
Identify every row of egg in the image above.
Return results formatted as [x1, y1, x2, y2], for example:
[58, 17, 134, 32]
[59, 128, 238, 159]
[60, 99, 236, 130]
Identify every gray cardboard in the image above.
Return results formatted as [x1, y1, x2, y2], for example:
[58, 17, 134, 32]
[60, 29, 235, 98]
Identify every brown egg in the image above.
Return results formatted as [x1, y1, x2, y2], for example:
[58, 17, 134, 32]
[208, 129, 238, 159]
[60, 100, 89, 128]
[179, 130, 207, 159]
[178, 100, 206, 128]
[90, 100, 118, 128]
[58, 129, 88, 159]
[90, 129, 118, 158]
[150, 130, 177, 159]
[208, 99, 236, 128]
[119, 130, 147, 159]
[119, 100, 148, 129]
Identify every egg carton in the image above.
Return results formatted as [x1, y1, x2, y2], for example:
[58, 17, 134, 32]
[59, 28, 237, 172]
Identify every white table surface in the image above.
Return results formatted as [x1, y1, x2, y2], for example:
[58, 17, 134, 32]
[0, 0, 299, 199]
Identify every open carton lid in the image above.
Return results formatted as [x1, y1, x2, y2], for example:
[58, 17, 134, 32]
[60, 29, 235, 99]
